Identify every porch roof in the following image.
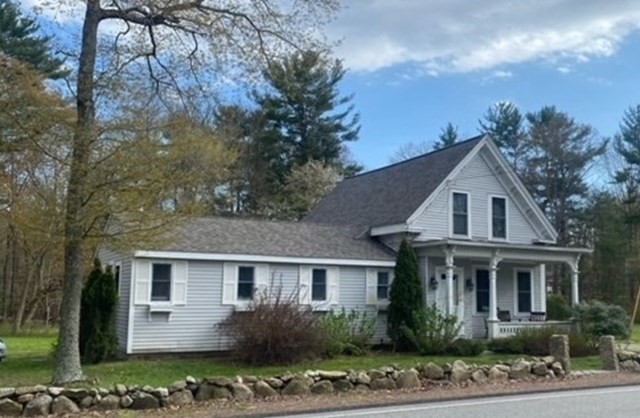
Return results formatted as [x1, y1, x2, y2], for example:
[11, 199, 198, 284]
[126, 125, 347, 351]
[413, 239, 591, 263]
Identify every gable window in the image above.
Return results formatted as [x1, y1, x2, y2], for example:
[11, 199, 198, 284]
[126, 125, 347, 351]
[377, 271, 390, 301]
[476, 269, 489, 313]
[237, 266, 255, 300]
[312, 268, 327, 301]
[452, 192, 469, 236]
[491, 196, 507, 239]
[151, 263, 171, 302]
[517, 270, 532, 313]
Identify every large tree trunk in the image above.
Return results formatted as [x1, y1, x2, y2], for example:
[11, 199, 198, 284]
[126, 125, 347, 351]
[53, 0, 100, 385]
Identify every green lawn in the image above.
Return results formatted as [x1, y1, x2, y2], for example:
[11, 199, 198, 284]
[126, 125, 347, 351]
[0, 330, 603, 388]
[630, 324, 640, 344]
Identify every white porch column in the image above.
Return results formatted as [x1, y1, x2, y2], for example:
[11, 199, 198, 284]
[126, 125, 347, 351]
[444, 246, 455, 316]
[539, 264, 547, 313]
[569, 256, 581, 306]
[488, 250, 502, 339]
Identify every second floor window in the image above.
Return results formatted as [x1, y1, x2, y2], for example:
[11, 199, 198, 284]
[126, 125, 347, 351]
[452, 192, 469, 236]
[492, 196, 507, 239]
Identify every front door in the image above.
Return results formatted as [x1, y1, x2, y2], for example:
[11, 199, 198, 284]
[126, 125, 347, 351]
[434, 267, 465, 320]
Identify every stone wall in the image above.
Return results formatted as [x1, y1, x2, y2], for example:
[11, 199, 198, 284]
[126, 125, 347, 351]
[617, 350, 640, 372]
[0, 357, 567, 417]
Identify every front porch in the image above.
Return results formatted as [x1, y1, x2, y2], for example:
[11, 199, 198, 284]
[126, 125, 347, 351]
[414, 239, 591, 339]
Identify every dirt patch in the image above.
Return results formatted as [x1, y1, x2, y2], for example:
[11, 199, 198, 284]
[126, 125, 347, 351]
[95, 372, 640, 418]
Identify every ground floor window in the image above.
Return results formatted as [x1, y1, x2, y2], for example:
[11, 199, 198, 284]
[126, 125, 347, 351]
[476, 269, 489, 313]
[237, 266, 255, 300]
[517, 270, 532, 313]
[312, 268, 327, 301]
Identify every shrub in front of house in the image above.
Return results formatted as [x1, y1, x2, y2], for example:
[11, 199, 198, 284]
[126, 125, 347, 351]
[219, 286, 326, 365]
[388, 239, 424, 351]
[447, 338, 486, 357]
[319, 308, 376, 358]
[547, 293, 573, 320]
[400, 304, 461, 355]
[79, 259, 119, 364]
[573, 300, 631, 341]
[487, 327, 597, 357]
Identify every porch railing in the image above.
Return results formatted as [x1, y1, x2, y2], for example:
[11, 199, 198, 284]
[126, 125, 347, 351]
[495, 320, 575, 338]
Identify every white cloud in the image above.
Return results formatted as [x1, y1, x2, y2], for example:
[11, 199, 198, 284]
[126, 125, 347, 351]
[331, 0, 640, 74]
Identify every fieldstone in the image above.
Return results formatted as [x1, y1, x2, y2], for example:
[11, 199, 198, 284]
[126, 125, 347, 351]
[471, 369, 488, 383]
[318, 370, 348, 381]
[17, 394, 34, 404]
[51, 395, 80, 415]
[150, 387, 169, 398]
[120, 395, 134, 408]
[332, 379, 354, 392]
[532, 362, 548, 377]
[488, 366, 509, 382]
[347, 371, 358, 383]
[165, 389, 194, 407]
[370, 377, 396, 391]
[254, 381, 278, 398]
[23, 394, 52, 417]
[310, 380, 334, 395]
[0, 399, 22, 416]
[620, 359, 640, 372]
[231, 383, 254, 402]
[169, 381, 186, 394]
[62, 388, 89, 401]
[494, 364, 511, 373]
[509, 359, 531, 380]
[185, 376, 197, 385]
[0, 388, 15, 399]
[195, 384, 232, 401]
[242, 376, 259, 384]
[280, 373, 294, 383]
[96, 395, 121, 411]
[549, 334, 571, 374]
[89, 388, 99, 397]
[599, 336, 619, 371]
[115, 384, 128, 396]
[15, 387, 37, 396]
[369, 369, 386, 380]
[421, 362, 445, 380]
[450, 360, 470, 383]
[618, 351, 635, 362]
[206, 377, 233, 387]
[542, 356, 555, 366]
[265, 377, 284, 389]
[98, 387, 110, 397]
[79, 396, 94, 409]
[47, 387, 63, 397]
[396, 370, 421, 389]
[354, 384, 370, 391]
[130, 392, 160, 410]
[282, 377, 311, 396]
[356, 372, 371, 385]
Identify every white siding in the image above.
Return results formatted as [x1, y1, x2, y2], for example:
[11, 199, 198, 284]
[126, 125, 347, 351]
[97, 247, 131, 353]
[338, 267, 386, 343]
[411, 150, 541, 244]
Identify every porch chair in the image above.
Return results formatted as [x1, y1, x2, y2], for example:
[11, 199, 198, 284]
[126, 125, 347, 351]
[497, 309, 511, 322]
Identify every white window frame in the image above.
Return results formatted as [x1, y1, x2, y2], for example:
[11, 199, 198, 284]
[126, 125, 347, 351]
[450, 190, 471, 238]
[513, 268, 534, 314]
[376, 269, 393, 302]
[311, 267, 329, 303]
[150, 262, 173, 303]
[106, 262, 122, 298]
[488, 194, 508, 241]
[237, 264, 256, 302]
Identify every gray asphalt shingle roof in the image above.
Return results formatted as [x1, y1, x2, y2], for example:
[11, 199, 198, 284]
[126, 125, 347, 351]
[304, 135, 485, 228]
[149, 217, 395, 261]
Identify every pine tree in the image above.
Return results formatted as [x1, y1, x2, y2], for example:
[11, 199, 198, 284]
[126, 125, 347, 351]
[478, 101, 527, 173]
[433, 122, 458, 150]
[0, 0, 67, 79]
[388, 239, 423, 351]
[79, 259, 118, 364]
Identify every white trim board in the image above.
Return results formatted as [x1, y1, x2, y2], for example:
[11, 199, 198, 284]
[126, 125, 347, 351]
[134, 250, 396, 267]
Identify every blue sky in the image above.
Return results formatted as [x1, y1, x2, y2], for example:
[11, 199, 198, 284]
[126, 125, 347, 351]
[22, 0, 640, 172]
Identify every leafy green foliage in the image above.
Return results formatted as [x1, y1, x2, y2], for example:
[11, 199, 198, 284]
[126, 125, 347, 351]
[447, 338, 486, 357]
[388, 239, 424, 350]
[79, 260, 118, 364]
[400, 304, 461, 355]
[0, 0, 67, 78]
[547, 294, 573, 320]
[319, 308, 376, 358]
[219, 286, 325, 365]
[488, 327, 597, 357]
[573, 301, 631, 341]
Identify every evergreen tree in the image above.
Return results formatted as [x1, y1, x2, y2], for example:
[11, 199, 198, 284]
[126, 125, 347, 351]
[79, 259, 118, 364]
[0, 0, 67, 79]
[254, 50, 360, 211]
[388, 239, 423, 351]
[479, 101, 527, 173]
[433, 122, 458, 150]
